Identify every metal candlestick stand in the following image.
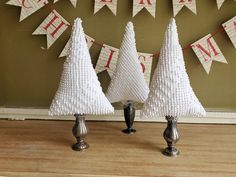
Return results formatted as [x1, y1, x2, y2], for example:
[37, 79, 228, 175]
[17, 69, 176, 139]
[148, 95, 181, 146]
[72, 114, 89, 151]
[122, 101, 136, 134]
[162, 116, 180, 157]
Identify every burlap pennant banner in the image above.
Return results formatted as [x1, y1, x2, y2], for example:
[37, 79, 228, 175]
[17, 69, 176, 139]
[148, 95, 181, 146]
[6, 1, 236, 76]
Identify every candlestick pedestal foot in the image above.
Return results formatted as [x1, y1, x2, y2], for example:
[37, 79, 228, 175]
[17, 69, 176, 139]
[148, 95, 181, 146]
[122, 128, 136, 134]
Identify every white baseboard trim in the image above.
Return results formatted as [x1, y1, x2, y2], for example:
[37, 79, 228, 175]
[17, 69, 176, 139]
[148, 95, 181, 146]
[0, 108, 236, 124]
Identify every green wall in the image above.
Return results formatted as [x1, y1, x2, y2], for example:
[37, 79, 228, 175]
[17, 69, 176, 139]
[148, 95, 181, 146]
[0, 0, 235, 110]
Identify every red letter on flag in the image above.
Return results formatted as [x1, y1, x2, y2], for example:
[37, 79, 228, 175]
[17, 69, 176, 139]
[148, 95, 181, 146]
[195, 38, 219, 61]
[139, 0, 152, 5]
[104, 49, 116, 68]
[139, 55, 146, 73]
[179, 0, 192, 3]
[43, 13, 66, 38]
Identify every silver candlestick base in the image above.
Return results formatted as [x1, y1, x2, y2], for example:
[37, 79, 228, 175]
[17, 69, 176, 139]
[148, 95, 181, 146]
[162, 116, 180, 157]
[122, 101, 136, 134]
[72, 114, 89, 151]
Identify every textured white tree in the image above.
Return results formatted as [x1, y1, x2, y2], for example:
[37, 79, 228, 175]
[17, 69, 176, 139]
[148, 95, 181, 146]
[49, 18, 114, 151]
[106, 22, 149, 134]
[141, 18, 206, 156]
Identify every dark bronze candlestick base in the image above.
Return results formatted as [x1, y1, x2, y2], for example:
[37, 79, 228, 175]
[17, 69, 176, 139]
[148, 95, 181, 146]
[162, 116, 180, 157]
[122, 101, 136, 134]
[72, 114, 89, 151]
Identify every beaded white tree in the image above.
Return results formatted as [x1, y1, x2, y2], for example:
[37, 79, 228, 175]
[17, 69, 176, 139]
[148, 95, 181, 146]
[49, 18, 114, 151]
[106, 22, 149, 134]
[141, 18, 206, 156]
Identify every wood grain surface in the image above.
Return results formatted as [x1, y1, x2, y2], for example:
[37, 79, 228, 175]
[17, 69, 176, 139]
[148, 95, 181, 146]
[0, 120, 235, 177]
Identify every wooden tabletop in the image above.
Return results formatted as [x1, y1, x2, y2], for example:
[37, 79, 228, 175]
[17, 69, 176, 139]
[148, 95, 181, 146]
[0, 120, 235, 177]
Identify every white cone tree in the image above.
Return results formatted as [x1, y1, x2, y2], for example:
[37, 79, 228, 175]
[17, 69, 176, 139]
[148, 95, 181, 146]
[141, 18, 206, 118]
[106, 22, 149, 104]
[49, 18, 114, 116]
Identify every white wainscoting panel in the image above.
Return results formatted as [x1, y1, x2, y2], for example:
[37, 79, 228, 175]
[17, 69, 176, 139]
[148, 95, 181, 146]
[0, 108, 236, 124]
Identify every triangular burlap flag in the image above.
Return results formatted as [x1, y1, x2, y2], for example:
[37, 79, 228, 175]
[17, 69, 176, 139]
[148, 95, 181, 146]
[32, 10, 70, 49]
[94, 0, 117, 15]
[222, 16, 236, 48]
[191, 34, 227, 74]
[216, 0, 225, 9]
[54, 0, 78, 8]
[6, 0, 49, 21]
[172, 0, 197, 16]
[133, 0, 156, 18]
[95, 45, 119, 77]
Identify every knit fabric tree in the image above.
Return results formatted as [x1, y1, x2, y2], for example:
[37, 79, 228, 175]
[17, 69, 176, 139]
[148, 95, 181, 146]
[49, 18, 114, 151]
[141, 19, 206, 118]
[141, 18, 206, 156]
[49, 18, 114, 116]
[106, 22, 149, 134]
